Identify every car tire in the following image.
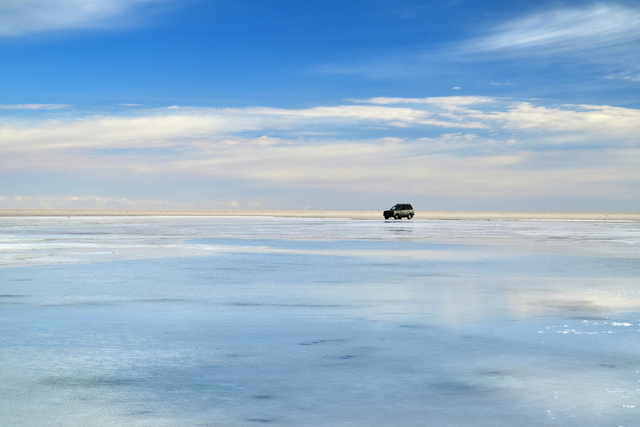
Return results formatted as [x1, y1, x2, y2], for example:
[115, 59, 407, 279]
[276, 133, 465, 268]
[408, 214, 413, 219]
[394, 214, 401, 220]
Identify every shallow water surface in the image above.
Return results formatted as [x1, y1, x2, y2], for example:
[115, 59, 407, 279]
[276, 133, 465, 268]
[1, 217, 639, 426]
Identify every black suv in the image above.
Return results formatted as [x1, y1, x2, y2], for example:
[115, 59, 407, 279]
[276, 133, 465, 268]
[384, 204, 414, 220]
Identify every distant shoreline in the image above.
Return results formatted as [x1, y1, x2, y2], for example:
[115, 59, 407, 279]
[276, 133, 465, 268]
[1, 209, 638, 222]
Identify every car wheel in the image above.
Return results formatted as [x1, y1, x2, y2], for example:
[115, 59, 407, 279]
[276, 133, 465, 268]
[394, 214, 401, 220]
[408, 214, 413, 219]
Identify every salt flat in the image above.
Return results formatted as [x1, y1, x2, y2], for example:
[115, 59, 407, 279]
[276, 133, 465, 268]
[1, 209, 639, 221]
[1, 216, 639, 426]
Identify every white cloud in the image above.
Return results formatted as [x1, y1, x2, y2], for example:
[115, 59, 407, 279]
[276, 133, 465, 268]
[417, 133, 489, 147]
[1, 98, 639, 209]
[466, 4, 640, 57]
[2, 98, 639, 155]
[357, 96, 495, 107]
[474, 102, 640, 139]
[354, 97, 640, 142]
[0, 101, 497, 155]
[2, 99, 639, 159]
[248, 104, 487, 128]
[606, 72, 640, 83]
[0, 0, 174, 37]
[249, 104, 432, 124]
[0, 103, 70, 110]
[158, 141, 639, 202]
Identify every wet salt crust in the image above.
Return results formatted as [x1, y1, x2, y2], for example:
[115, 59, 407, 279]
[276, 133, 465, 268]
[1, 216, 639, 426]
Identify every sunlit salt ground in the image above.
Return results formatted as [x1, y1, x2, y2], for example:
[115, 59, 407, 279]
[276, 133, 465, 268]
[1, 216, 639, 426]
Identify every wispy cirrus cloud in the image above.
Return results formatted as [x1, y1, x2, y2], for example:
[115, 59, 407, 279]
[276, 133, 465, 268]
[354, 96, 495, 107]
[0, 0, 175, 37]
[464, 3, 640, 58]
[0, 103, 71, 110]
[606, 72, 640, 82]
[318, 3, 640, 82]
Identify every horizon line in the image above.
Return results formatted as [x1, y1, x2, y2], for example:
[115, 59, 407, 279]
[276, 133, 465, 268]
[1, 209, 638, 222]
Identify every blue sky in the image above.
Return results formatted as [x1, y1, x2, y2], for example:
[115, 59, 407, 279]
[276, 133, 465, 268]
[1, 0, 639, 211]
